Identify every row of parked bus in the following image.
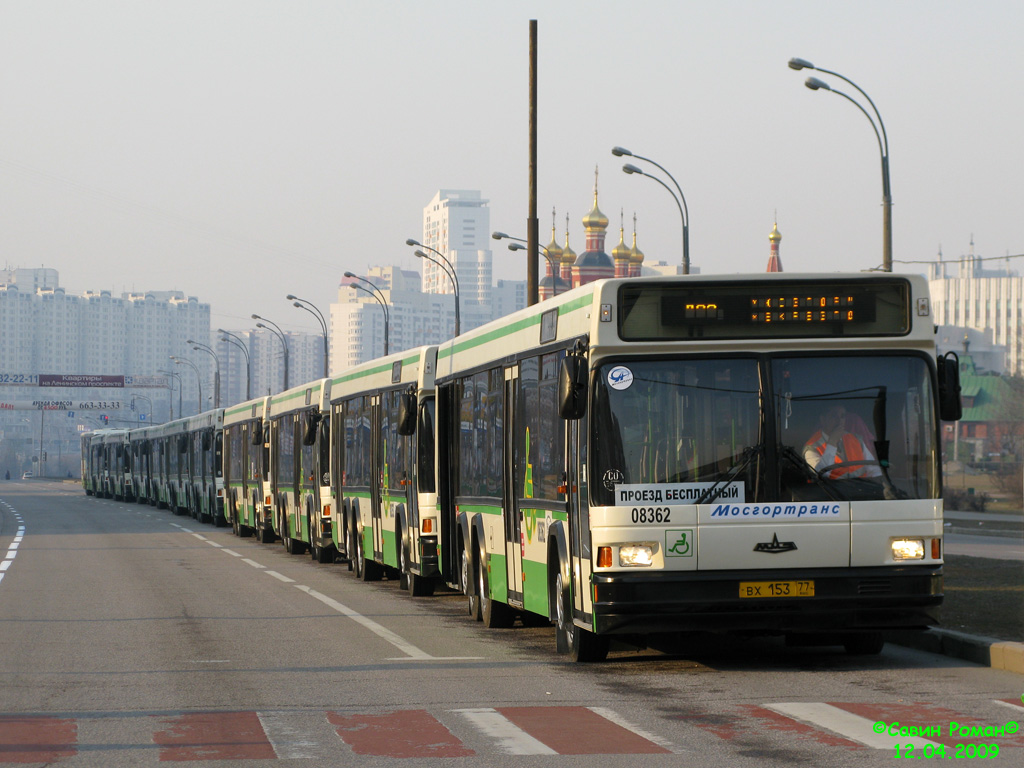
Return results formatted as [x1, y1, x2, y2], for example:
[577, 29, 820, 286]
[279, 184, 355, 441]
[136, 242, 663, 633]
[82, 273, 961, 661]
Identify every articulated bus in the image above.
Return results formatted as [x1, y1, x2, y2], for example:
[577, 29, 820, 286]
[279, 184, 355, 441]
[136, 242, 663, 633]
[266, 379, 334, 561]
[435, 273, 960, 661]
[223, 396, 272, 539]
[329, 346, 440, 595]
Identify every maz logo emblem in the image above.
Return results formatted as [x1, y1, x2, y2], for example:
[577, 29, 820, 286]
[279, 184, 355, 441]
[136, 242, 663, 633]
[753, 533, 797, 554]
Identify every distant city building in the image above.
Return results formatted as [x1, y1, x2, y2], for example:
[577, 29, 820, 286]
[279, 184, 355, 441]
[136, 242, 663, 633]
[928, 241, 1023, 376]
[421, 190, 492, 307]
[215, 328, 326, 404]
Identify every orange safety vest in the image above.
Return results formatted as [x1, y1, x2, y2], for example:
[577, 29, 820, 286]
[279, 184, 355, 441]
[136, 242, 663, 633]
[806, 430, 871, 479]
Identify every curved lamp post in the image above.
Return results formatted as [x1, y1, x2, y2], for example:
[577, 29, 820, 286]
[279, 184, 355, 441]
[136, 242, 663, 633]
[406, 238, 460, 336]
[252, 314, 289, 391]
[343, 272, 390, 357]
[170, 356, 202, 416]
[613, 146, 690, 274]
[494, 231, 566, 295]
[286, 294, 329, 377]
[187, 339, 221, 408]
[788, 58, 892, 272]
[217, 328, 251, 401]
[158, 368, 182, 420]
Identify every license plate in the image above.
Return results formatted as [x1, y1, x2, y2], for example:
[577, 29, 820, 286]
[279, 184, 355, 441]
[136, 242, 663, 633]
[739, 580, 815, 598]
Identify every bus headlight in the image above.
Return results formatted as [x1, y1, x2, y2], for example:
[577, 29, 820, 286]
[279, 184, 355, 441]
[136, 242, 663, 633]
[619, 544, 655, 567]
[891, 538, 925, 561]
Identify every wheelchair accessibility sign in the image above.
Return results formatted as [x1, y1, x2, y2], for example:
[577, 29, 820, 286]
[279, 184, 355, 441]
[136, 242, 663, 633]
[666, 529, 694, 557]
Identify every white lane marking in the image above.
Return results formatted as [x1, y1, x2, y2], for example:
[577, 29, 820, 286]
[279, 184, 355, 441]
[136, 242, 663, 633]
[765, 703, 941, 750]
[587, 706, 685, 753]
[4, 551, 15, 560]
[221, 549, 242, 557]
[258, 711, 328, 760]
[453, 708, 556, 755]
[193, 533, 208, 541]
[293, 585, 481, 661]
[242, 559, 265, 569]
[205, 541, 223, 548]
[8, 543, 19, 551]
[994, 699, 1024, 712]
[265, 571, 295, 583]
[0, 560, 12, 571]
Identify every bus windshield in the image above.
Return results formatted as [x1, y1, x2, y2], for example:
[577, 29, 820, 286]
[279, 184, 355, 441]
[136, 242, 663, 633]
[591, 354, 939, 506]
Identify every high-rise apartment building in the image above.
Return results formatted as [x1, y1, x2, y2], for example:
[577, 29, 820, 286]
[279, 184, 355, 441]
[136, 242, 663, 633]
[421, 190, 492, 307]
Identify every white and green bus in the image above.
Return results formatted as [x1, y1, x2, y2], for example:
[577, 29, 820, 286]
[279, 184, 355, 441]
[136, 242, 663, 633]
[183, 409, 225, 526]
[223, 396, 272, 540]
[329, 346, 439, 595]
[266, 379, 334, 561]
[436, 273, 960, 661]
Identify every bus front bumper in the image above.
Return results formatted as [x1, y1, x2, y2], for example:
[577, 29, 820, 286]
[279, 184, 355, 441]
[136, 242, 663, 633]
[590, 565, 942, 636]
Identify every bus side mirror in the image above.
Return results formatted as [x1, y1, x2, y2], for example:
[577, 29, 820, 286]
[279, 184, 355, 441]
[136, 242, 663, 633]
[937, 352, 962, 422]
[397, 392, 417, 436]
[251, 422, 263, 446]
[558, 356, 588, 420]
[302, 411, 320, 446]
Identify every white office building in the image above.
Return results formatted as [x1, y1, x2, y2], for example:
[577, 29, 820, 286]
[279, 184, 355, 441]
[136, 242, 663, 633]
[928, 245, 1024, 376]
[421, 190, 492, 307]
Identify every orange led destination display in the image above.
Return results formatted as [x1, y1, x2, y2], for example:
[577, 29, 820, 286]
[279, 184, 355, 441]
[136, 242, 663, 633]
[749, 294, 856, 323]
[619, 278, 911, 340]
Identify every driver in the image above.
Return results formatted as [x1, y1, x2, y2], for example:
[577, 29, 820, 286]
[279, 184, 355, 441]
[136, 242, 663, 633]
[803, 405, 882, 479]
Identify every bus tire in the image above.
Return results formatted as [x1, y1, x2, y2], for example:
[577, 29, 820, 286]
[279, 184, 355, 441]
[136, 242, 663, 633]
[461, 544, 481, 621]
[478, 543, 514, 629]
[554, 569, 609, 663]
[843, 631, 885, 656]
[357, 526, 382, 582]
[397, 530, 410, 591]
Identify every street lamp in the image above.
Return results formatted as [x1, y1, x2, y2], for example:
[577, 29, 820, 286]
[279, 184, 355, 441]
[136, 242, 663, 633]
[406, 238, 460, 336]
[286, 294, 329, 377]
[188, 339, 221, 408]
[218, 329, 251, 401]
[504, 241, 566, 296]
[158, 368, 182, 420]
[252, 314, 289, 391]
[170, 356, 202, 416]
[614, 146, 690, 275]
[788, 57, 892, 272]
[343, 272, 389, 356]
[132, 394, 153, 425]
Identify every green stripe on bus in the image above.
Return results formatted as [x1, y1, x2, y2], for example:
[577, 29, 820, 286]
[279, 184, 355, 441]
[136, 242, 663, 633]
[438, 293, 592, 361]
[331, 353, 421, 386]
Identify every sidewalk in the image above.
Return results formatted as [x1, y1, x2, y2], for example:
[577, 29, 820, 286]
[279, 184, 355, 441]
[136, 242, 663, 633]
[887, 628, 1024, 674]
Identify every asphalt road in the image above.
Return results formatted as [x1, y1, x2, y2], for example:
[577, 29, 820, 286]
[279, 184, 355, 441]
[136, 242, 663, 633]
[1, 481, 1022, 767]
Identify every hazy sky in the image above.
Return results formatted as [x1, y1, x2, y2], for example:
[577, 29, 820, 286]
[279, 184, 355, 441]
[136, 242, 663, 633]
[2, 1, 1021, 336]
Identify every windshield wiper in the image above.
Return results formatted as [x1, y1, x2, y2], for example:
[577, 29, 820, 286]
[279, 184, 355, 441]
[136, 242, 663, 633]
[695, 444, 762, 505]
[778, 444, 845, 501]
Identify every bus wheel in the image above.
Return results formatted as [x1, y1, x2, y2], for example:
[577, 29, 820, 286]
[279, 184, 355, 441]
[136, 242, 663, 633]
[554, 570, 608, 663]
[397, 534, 409, 591]
[461, 546, 481, 621]
[358, 529, 382, 582]
[843, 631, 885, 656]
[479, 544, 514, 629]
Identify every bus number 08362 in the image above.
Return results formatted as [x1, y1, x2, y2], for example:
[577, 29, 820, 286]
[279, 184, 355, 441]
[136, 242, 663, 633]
[631, 507, 671, 524]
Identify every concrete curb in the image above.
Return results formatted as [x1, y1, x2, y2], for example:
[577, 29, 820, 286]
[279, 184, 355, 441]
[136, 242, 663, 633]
[887, 628, 1024, 673]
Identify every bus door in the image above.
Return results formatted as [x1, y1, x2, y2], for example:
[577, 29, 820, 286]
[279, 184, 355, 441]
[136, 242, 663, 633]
[504, 366, 524, 607]
[370, 395, 384, 561]
[568, 417, 593, 619]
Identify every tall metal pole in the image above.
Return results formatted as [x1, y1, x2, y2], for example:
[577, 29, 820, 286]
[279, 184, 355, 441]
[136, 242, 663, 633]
[344, 273, 391, 356]
[411, 247, 460, 336]
[287, 295, 329, 377]
[218, 330, 251, 401]
[252, 315, 289, 391]
[527, 19, 539, 306]
[790, 58, 892, 272]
